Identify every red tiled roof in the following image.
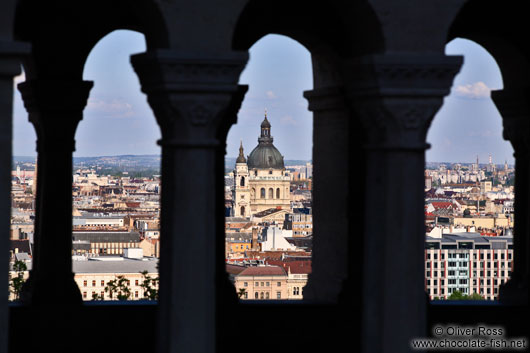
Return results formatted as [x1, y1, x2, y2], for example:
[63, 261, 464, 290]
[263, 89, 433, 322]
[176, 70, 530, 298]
[245, 251, 312, 260]
[239, 266, 286, 276]
[226, 264, 246, 275]
[266, 260, 312, 274]
[431, 202, 453, 209]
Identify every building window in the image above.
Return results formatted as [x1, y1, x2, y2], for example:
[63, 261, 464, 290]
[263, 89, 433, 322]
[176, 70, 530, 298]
[240, 176, 245, 186]
[244, 282, 248, 287]
[268, 188, 274, 199]
[135, 291, 139, 298]
[260, 292, 264, 299]
[260, 188, 265, 199]
[101, 280, 105, 286]
[135, 280, 139, 286]
[83, 292, 87, 299]
[83, 280, 87, 287]
[255, 282, 259, 287]
[276, 188, 280, 199]
[277, 282, 281, 287]
[276, 291, 281, 299]
[255, 292, 258, 299]
[240, 206, 245, 215]
[92, 280, 96, 287]
[265, 292, 270, 299]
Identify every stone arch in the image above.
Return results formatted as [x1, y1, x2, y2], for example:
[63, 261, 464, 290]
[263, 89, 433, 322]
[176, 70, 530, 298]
[446, 1, 530, 304]
[447, 0, 530, 90]
[229, 0, 384, 307]
[14, 1, 169, 81]
[232, 0, 383, 58]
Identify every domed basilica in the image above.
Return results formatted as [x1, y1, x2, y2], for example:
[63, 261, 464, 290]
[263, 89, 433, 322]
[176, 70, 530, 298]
[232, 115, 291, 217]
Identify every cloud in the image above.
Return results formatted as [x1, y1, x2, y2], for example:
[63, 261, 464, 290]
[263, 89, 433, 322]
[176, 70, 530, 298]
[265, 90, 277, 99]
[86, 97, 134, 118]
[453, 81, 491, 99]
[280, 115, 297, 126]
[468, 130, 498, 138]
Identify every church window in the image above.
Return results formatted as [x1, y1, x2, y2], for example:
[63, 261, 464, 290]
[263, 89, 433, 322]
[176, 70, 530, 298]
[240, 206, 245, 215]
[240, 177, 245, 186]
[260, 188, 265, 199]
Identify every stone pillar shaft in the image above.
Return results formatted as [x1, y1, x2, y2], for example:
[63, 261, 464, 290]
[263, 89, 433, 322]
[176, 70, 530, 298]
[0, 39, 30, 353]
[492, 89, 530, 304]
[17, 79, 92, 305]
[345, 54, 462, 353]
[303, 86, 351, 302]
[132, 50, 248, 353]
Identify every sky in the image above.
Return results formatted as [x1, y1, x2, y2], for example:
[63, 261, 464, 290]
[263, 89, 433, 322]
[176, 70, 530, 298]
[11, 31, 513, 164]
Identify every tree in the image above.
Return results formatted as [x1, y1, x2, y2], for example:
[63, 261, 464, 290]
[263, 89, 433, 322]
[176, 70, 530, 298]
[447, 290, 466, 300]
[139, 270, 159, 300]
[237, 288, 247, 299]
[105, 275, 132, 301]
[447, 290, 485, 300]
[468, 292, 485, 300]
[9, 260, 27, 301]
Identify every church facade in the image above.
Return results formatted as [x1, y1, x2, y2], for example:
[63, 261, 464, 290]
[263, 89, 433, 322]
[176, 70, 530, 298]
[233, 115, 291, 217]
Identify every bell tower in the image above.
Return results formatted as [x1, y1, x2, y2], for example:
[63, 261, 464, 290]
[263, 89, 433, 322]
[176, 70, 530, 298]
[233, 141, 250, 217]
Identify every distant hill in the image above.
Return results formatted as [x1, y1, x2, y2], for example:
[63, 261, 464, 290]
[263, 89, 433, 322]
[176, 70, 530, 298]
[14, 155, 311, 174]
[224, 157, 311, 172]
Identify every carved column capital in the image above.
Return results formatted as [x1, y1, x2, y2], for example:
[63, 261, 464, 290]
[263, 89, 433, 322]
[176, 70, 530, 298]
[491, 88, 530, 157]
[17, 79, 93, 149]
[344, 54, 463, 150]
[131, 50, 249, 147]
[304, 86, 347, 112]
[0, 40, 30, 78]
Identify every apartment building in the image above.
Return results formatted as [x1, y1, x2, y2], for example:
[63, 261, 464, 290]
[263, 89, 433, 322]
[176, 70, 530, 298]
[72, 231, 141, 256]
[283, 209, 312, 236]
[425, 233, 513, 300]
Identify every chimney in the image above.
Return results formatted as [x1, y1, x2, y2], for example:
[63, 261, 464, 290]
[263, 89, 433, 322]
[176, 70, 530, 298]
[251, 227, 258, 250]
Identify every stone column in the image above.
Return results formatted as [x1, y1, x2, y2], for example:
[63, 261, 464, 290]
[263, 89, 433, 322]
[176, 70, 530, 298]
[131, 50, 248, 353]
[302, 86, 352, 302]
[345, 54, 462, 353]
[17, 79, 93, 307]
[0, 39, 29, 353]
[492, 89, 530, 304]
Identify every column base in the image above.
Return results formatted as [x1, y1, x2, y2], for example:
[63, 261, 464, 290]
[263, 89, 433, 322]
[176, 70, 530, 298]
[20, 270, 83, 307]
[498, 277, 529, 305]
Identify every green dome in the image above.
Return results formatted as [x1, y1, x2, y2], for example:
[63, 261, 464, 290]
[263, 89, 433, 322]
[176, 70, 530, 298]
[247, 144, 284, 169]
[247, 115, 284, 169]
